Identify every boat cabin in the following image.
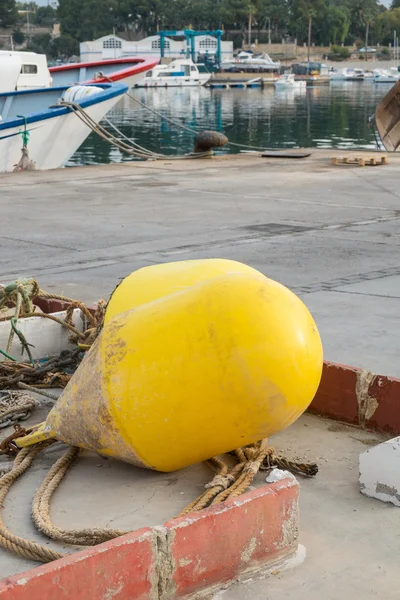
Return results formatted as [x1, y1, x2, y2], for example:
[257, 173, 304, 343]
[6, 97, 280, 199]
[0, 51, 52, 93]
[145, 59, 200, 80]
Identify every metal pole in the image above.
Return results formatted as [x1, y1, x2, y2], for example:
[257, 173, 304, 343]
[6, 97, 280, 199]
[394, 31, 396, 66]
[248, 10, 252, 48]
[268, 17, 271, 45]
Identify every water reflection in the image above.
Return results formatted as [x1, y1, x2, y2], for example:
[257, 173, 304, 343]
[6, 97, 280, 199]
[68, 82, 389, 167]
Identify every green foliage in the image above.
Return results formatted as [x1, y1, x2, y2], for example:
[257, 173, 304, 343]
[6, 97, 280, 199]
[5, 0, 391, 59]
[35, 6, 56, 26]
[27, 32, 52, 53]
[0, 0, 18, 27]
[331, 44, 350, 58]
[25, 32, 79, 59]
[51, 34, 80, 58]
[12, 28, 25, 44]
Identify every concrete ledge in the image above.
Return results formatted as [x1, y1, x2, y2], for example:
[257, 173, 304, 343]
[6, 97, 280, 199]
[0, 528, 157, 600]
[310, 361, 400, 435]
[0, 480, 299, 600]
[162, 480, 299, 598]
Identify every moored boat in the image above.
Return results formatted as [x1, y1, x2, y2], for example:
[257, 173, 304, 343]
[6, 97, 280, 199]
[0, 82, 127, 173]
[373, 68, 400, 84]
[0, 51, 158, 92]
[330, 68, 365, 81]
[274, 74, 307, 90]
[135, 59, 210, 87]
[50, 56, 159, 88]
[221, 51, 280, 72]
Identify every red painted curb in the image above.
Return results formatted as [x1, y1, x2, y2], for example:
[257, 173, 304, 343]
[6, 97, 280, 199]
[365, 375, 400, 435]
[163, 480, 299, 599]
[0, 529, 157, 600]
[311, 361, 400, 435]
[0, 481, 299, 600]
[309, 361, 361, 425]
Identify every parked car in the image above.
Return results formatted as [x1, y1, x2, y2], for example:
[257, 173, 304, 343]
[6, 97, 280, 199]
[359, 47, 377, 53]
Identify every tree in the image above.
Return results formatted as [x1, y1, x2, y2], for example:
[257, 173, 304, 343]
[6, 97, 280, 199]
[58, 0, 116, 41]
[356, 0, 379, 57]
[27, 32, 52, 54]
[289, 0, 327, 57]
[326, 5, 350, 44]
[12, 28, 25, 44]
[377, 7, 400, 45]
[35, 5, 56, 26]
[0, 0, 18, 27]
[51, 34, 80, 58]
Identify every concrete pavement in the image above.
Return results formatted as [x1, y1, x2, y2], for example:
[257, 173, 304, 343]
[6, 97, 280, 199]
[1, 153, 400, 596]
[1, 151, 400, 375]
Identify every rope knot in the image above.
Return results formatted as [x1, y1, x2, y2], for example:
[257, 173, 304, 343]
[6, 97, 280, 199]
[242, 460, 261, 476]
[205, 473, 235, 491]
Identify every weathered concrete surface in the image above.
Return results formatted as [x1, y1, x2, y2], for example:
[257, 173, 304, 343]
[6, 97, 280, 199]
[216, 415, 398, 600]
[0, 413, 397, 599]
[2, 152, 400, 375]
[1, 153, 400, 594]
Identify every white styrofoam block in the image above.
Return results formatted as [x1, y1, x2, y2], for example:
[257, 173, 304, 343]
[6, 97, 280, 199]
[0, 309, 85, 362]
[359, 437, 400, 507]
[266, 468, 297, 484]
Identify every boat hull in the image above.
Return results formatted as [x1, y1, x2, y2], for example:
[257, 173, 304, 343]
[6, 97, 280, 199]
[135, 75, 210, 88]
[0, 85, 126, 172]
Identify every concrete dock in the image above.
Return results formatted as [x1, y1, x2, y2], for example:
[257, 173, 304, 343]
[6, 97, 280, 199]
[1, 150, 400, 375]
[1, 151, 400, 596]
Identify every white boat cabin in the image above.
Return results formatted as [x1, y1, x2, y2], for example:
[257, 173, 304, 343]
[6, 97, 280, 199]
[0, 51, 52, 93]
[136, 59, 210, 87]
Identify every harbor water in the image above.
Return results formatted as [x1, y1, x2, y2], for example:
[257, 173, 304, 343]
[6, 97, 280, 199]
[68, 82, 390, 166]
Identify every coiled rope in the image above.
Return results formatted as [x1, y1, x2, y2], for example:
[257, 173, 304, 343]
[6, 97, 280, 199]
[0, 434, 317, 563]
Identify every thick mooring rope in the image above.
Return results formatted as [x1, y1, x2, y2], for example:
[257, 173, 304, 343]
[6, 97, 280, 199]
[0, 279, 106, 395]
[0, 435, 318, 563]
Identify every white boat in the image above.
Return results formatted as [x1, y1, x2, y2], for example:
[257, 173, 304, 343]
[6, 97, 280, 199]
[0, 82, 127, 173]
[0, 50, 158, 92]
[373, 68, 400, 84]
[274, 74, 306, 89]
[135, 59, 210, 88]
[330, 68, 365, 81]
[221, 51, 280, 72]
[0, 50, 52, 91]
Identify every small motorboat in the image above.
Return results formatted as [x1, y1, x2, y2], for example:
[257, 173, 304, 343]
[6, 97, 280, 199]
[0, 82, 127, 173]
[0, 51, 158, 92]
[135, 59, 210, 87]
[274, 74, 306, 90]
[221, 51, 280, 72]
[330, 68, 365, 82]
[373, 68, 400, 84]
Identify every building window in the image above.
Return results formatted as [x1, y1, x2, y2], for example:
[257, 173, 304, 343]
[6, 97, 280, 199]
[199, 38, 217, 49]
[21, 64, 38, 74]
[151, 38, 170, 49]
[103, 38, 122, 49]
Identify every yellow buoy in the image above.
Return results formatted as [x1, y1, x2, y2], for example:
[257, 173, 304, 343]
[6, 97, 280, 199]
[105, 258, 264, 324]
[17, 261, 323, 473]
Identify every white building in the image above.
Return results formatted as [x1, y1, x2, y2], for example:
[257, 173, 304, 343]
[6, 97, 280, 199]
[80, 34, 233, 63]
